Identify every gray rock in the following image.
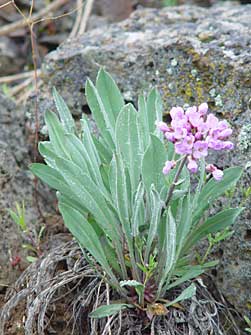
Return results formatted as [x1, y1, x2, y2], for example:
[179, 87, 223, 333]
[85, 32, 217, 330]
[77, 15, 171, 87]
[0, 37, 24, 76]
[98, 0, 133, 22]
[0, 93, 29, 287]
[87, 14, 109, 31]
[25, 4, 251, 314]
[0, 93, 53, 288]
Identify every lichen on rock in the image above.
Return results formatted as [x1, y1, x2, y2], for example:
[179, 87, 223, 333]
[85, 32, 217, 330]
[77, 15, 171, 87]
[238, 124, 251, 152]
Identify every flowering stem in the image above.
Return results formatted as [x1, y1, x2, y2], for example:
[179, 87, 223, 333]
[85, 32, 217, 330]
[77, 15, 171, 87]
[165, 155, 188, 207]
[201, 241, 213, 264]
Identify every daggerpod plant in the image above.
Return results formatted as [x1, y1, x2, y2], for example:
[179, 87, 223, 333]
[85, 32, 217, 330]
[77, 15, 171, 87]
[31, 69, 243, 319]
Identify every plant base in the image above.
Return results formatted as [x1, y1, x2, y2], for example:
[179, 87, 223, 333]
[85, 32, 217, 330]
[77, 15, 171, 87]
[0, 241, 241, 335]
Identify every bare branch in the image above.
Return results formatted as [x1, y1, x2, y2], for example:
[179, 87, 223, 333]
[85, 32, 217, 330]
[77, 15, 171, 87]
[0, 0, 69, 36]
[78, 0, 94, 35]
[69, 0, 83, 38]
[0, 70, 41, 84]
[0, 0, 12, 9]
[9, 76, 34, 96]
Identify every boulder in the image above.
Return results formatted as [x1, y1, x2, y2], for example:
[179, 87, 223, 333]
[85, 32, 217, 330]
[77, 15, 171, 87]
[25, 4, 251, 314]
[0, 93, 31, 287]
[0, 93, 53, 289]
[0, 37, 24, 75]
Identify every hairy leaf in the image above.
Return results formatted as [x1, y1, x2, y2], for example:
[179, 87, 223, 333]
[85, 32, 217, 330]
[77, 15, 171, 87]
[165, 284, 196, 307]
[145, 186, 164, 261]
[85, 78, 115, 149]
[142, 135, 166, 194]
[53, 87, 75, 133]
[59, 203, 116, 283]
[146, 88, 163, 135]
[132, 182, 145, 237]
[115, 103, 142, 192]
[89, 303, 132, 319]
[96, 68, 124, 121]
[182, 208, 243, 254]
[193, 167, 242, 224]
[44, 111, 69, 159]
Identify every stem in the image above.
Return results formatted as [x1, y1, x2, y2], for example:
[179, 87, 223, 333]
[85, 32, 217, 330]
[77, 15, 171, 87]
[201, 242, 213, 264]
[165, 155, 188, 208]
[78, 0, 94, 35]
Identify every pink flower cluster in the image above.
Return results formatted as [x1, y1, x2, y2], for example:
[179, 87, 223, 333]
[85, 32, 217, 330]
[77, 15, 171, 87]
[157, 103, 234, 181]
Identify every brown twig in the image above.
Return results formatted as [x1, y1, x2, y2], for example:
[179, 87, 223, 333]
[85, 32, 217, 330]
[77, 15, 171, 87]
[33, 2, 84, 26]
[69, 0, 83, 38]
[78, 0, 94, 35]
[27, 22, 46, 221]
[0, 0, 69, 36]
[8, 76, 34, 96]
[106, 282, 112, 335]
[0, 70, 41, 84]
[29, 0, 34, 19]
[0, 0, 89, 221]
[5, 0, 45, 219]
[0, 0, 12, 9]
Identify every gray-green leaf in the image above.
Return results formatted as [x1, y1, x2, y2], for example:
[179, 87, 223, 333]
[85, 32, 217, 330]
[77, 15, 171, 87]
[165, 284, 196, 307]
[115, 103, 142, 192]
[182, 208, 243, 254]
[142, 134, 166, 194]
[96, 68, 124, 121]
[89, 303, 133, 319]
[193, 167, 242, 224]
[52, 87, 75, 133]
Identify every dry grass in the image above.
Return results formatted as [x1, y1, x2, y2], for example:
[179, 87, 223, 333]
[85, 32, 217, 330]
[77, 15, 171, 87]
[0, 240, 242, 335]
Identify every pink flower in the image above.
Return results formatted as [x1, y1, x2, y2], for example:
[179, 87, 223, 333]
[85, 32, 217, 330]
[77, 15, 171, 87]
[218, 120, 229, 130]
[185, 106, 197, 115]
[173, 126, 187, 140]
[218, 128, 233, 139]
[171, 117, 188, 129]
[197, 121, 209, 135]
[165, 130, 176, 142]
[156, 121, 169, 133]
[206, 114, 219, 129]
[186, 107, 202, 127]
[163, 160, 176, 175]
[187, 158, 198, 173]
[158, 102, 234, 178]
[210, 128, 221, 139]
[198, 102, 208, 116]
[194, 132, 203, 140]
[210, 126, 232, 141]
[193, 141, 208, 159]
[206, 164, 216, 173]
[207, 138, 224, 151]
[170, 107, 185, 120]
[222, 141, 234, 150]
[175, 135, 195, 155]
[212, 169, 224, 181]
[206, 164, 224, 181]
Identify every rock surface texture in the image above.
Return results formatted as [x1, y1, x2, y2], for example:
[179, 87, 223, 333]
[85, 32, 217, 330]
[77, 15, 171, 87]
[0, 93, 34, 287]
[26, 4, 251, 314]
[0, 37, 24, 75]
[0, 93, 54, 290]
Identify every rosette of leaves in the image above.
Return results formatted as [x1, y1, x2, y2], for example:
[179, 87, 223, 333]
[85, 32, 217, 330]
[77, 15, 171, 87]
[31, 69, 243, 319]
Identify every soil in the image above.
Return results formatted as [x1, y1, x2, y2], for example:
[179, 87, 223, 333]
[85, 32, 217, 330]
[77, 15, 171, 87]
[0, 212, 73, 334]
